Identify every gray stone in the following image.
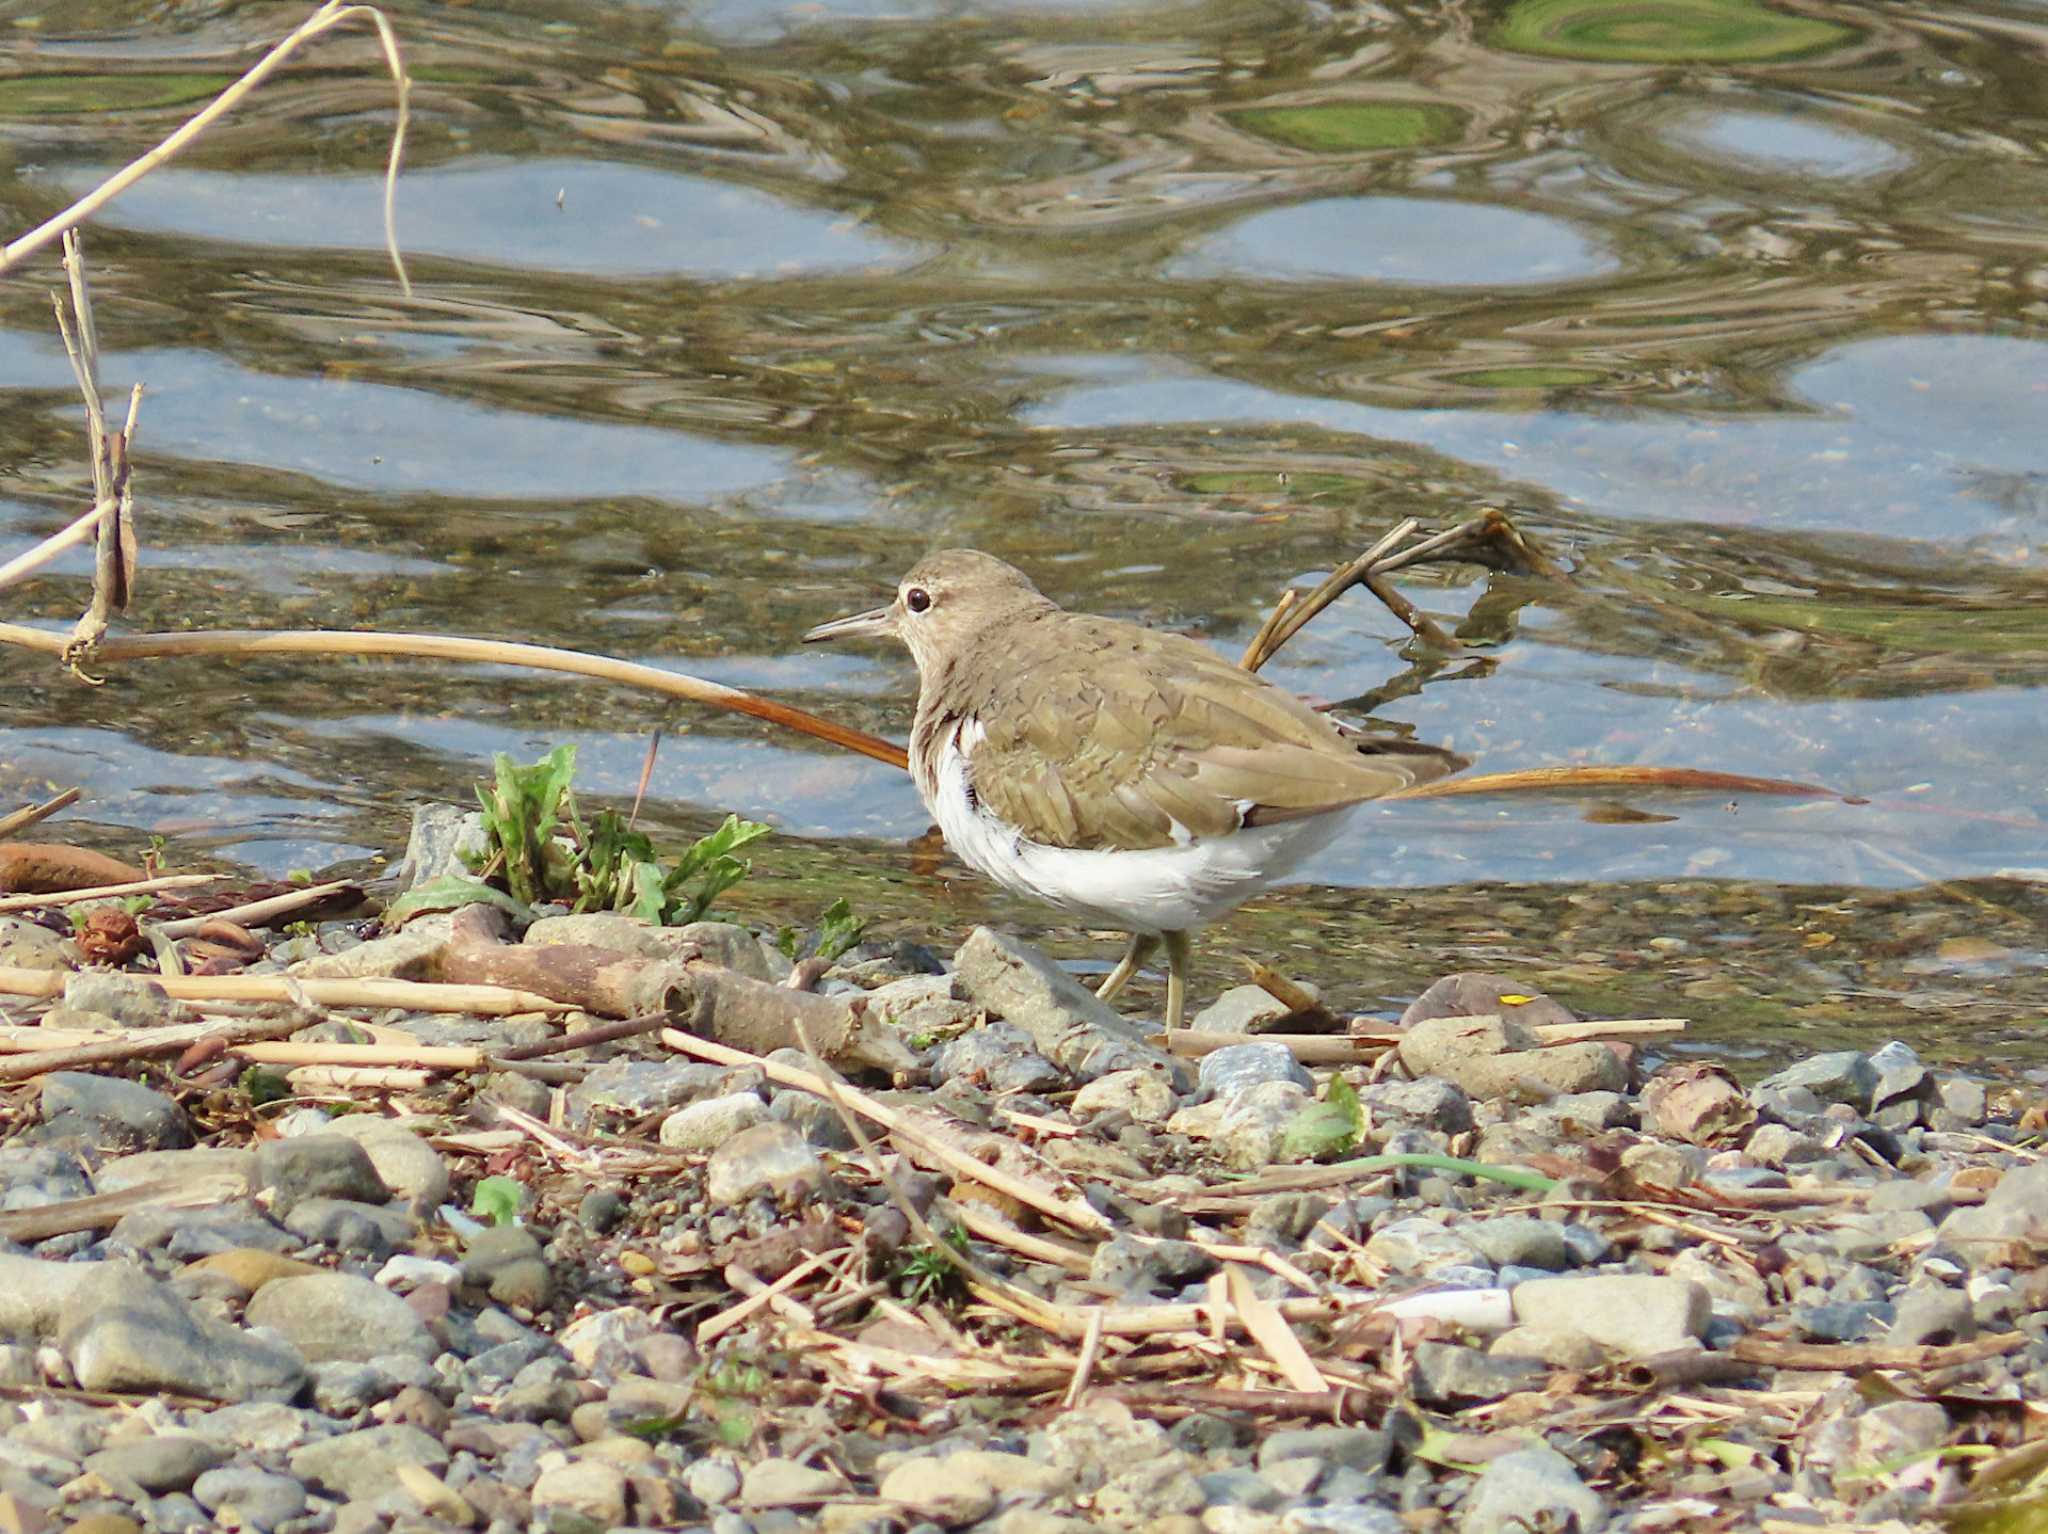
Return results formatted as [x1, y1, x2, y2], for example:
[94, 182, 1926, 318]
[1756, 1051, 1878, 1113]
[96, 1147, 256, 1202]
[1072, 1068, 1178, 1124]
[705, 1120, 825, 1205]
[463, 1225, 554, 1309]
[1214, 1082, 1314, 1169]
[533, 1456, 629, 1526]
[1461, 1444, 1607, 1534]
[1261, 1425, 1392, 1474]
[38, 1072, 193, 1151]
[1828, 1208, 1933, 1263]
[740, 1456, 843, 1503]
[0, 916, 76, 971]
[63, 969, 179, 1025]
[1359, 1078, 1473, 1135]
[0, 1252, 93, 1340]
[82, 1435, 225, 1492]
[1464, 1216, 1570, 1271]
[58, 1263, 307, 1402]
[1285, 1507, 1406, 1534]
[683, 1455, 743, 1506]
[319, 1120, 450, 1209]
[567, 1059, 727, 1122]
[1938, 1077, 1989, 1126]
[289, 1423, 449, 1501]
[769, 1090, 858, 1150]
[1198, 1468, 1286, 1510]
[1851, 1401, 1952, 1470]
[1510, 1275, 1710, 1360]
[953, 927, 1185, 1084]
[1793, 1301, 1891, 1343]
[244, 1272, 436, 1362]
[394, 803, 490, 889]
[1190, 984, 1302, 1034]
[192, 1465, 309, 1531]
[930, 1022, 1064, 1094]
[1886, 1283, 1974, 1347]
[1363, 1217, 1485, 1277]
[1199, 1042, 1314, 1099]
[1399, 1016, 1624, 1100]
[291, 919, 450, 980]
[282, 1196, 414, 1256]
[865, 973, 978, 1038]
[1745, 1123, 1827, 1167]
[1411, 1342, 1550, 1405]
[1489, 1325, 1607, 1371]
[253, 1135, 389, 1216]
[659, 1091, 770, 1150]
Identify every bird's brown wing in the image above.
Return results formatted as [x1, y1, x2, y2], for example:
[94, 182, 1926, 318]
[965, 616, 1458, 852]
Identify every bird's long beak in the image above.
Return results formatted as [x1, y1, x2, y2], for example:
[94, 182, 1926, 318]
[802, 604, 896, 644]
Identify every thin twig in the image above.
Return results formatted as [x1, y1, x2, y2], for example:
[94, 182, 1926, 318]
[0, 2, 413, 293]
[0, 789, 82, 840]
[149, 879, 358, 938]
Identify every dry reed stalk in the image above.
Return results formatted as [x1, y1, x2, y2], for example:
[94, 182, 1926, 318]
[0, 2, 412, 289]
[0, 623, 907, 770]
[149, 880, 357, 938]
[0, 790, 81, 840]
[0, 965, 563, 1014]
[0, 872, 219, 913]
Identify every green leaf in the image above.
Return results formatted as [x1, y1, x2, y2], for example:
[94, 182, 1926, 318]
[813, 897, 868, 963]
[1278, 1072, 1366, 1161]
[471, 1175, 526, 1227]
[385, 876, 531, 928]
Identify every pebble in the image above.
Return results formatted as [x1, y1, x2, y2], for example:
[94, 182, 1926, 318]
[244, 1272, 437, 1363]
[289, 1422, 449, 1501]
[252, 1135, 390, 1216]
[1510, 1275, 1710, 1360]
[1460, 1445, 1607, 1533]
[0, 916, 77, 971]
[1199, 1042, 1315, 1099]
[705, 1120, 826, 1204]
[660, 1090, 770, 1149]
[38, 1073, 193, 1151]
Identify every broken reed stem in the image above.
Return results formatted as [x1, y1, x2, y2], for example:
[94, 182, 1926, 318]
[0, 789, 82, 841]
[0, 1, 413, 293]
[148, 879, 357, 938]
[0, 872, 220, 914]
[0, 623, 908, 771]
[1241, 517, 1420, 673]
[0, 966, 564, 1015]
[0, 497, 117, 596]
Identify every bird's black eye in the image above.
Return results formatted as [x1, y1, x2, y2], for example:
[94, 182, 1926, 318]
[905, 587, 932, 614]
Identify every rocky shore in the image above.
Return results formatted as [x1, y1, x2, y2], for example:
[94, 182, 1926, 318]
[0, 839, 2040, 1534]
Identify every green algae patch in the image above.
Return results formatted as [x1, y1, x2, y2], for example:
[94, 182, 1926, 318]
[1494, 0, 1855, 63]
[1228, 101, 1467, 154]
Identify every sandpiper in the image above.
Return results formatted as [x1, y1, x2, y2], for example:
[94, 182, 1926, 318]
[805, 550, 1462, 1029]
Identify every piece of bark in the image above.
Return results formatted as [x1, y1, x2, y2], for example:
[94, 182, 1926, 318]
[0, 842, 148, 894]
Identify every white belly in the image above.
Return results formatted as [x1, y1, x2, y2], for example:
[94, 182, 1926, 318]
[928, 725, 1355, 933]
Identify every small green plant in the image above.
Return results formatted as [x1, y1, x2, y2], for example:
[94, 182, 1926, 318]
[470, 1174, 526, 1227]
[283, 919, 318, 939]
[775, 897, 870, 963]
[894, 1222, 971, 1307]
[702, 1356, 771, 1448]
[119, 895, 152, 916]
[239, 1066, 293, 1106]
[286, 868, 315, 886]
[466, 744, 771, 925]
[1278, 1073, 1365, 1161]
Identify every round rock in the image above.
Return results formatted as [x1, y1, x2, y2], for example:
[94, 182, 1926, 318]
[705, 1121, 825, 1205]
[245, 1272, 436, 1363]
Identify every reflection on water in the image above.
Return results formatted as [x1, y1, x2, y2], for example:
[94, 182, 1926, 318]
[2, 0, 2045, 1062]
[61, 160, 926, 279]
[1165, 196, 1616, 286]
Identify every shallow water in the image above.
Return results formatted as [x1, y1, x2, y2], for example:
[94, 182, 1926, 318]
[1, 0, 2044, 1063]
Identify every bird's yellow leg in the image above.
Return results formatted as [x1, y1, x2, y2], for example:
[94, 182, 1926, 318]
[1096, 933, 1159, 1003]
[1163, 930, 1191, 1032]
